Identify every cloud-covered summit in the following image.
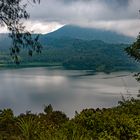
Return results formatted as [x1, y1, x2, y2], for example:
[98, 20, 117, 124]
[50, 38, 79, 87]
[1, 0, 140, 37]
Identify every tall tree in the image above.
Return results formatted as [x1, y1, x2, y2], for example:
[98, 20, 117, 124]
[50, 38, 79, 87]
[0, 0, 41, 64]
[126, 34, 140, 81]
[125, 10, 140, 81]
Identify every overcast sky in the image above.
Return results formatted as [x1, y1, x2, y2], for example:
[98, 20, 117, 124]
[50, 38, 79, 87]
[2, 0, 140, 37]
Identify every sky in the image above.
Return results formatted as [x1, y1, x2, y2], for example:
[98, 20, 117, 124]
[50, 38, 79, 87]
[1, 0, 140, 37]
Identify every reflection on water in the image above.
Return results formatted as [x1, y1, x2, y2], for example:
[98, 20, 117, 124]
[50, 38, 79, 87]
[0, 67, 139, 117]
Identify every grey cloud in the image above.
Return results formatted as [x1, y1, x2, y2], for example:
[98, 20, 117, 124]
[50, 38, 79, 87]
[116, 0, 130, 5]
[54, 0, 130, 7]
[25, 0, 140, 36]
[28, 0, 139, 21]
[105, 0, 130, 6]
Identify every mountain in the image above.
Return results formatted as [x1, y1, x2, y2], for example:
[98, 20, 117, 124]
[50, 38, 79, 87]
[0, 26, 138, 72]
[0, 25, 135, 49]
[8, 38, 138, 72]
[45, 25, 135, 44]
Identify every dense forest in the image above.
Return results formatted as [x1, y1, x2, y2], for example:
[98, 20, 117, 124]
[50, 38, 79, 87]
[0, 97, 140, 140]
[0, 37, 139, 73]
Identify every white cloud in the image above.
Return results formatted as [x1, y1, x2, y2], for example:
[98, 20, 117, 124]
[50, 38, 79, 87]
[24, 21, 64, 34]
[0, 27, 8, 33]
[0, 21, 64, 34]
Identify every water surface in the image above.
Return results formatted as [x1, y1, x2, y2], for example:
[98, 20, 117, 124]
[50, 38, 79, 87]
[0, 67, 139, 117]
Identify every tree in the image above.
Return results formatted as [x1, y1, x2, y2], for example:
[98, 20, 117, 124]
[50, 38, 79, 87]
[0, 0, 41, 64]
[126, 34, 140, 61]
[44, 104, 53, 114]
[125, 10, 140, 81]
[125, 34, 140, 82]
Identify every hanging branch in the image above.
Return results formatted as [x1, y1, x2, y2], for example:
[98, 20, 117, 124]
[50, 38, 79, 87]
[0, 0, 42, 64]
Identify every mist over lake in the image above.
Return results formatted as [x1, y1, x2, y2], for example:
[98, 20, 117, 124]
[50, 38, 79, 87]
[0, 67, 139, 117]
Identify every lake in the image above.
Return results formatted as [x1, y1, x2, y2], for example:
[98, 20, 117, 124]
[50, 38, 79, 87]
[0, 67, 139, 117]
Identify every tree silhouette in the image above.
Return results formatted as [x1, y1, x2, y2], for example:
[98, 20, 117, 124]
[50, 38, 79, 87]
[0, 0, 41, 64]
[125, 11, 140, 81]
[126, 34, 140, 81]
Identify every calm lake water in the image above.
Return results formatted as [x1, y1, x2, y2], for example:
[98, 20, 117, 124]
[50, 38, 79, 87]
[0, 67, 139, 117]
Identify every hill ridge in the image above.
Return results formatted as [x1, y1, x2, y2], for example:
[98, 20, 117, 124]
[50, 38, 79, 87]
[45, 25, 134, 44]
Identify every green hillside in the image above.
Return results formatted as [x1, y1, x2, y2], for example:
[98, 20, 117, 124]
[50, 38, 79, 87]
[45, 25, 135, 44]
[0, 37, 139, 72]
[0, 25, 138, 72]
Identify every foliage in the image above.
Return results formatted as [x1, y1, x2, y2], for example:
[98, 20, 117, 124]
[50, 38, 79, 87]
[0, 0, 42, 64]
[126, 34, 140, 81]
[44, 104, 53, 114]
[0, 38, 139, 72]
[0, 98, 139, 139]
[17, 116, 38, 140]
[126, 34, 140, 61]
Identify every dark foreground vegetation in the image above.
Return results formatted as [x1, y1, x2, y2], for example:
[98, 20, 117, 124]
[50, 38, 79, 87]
[0, 97, 140, 140]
